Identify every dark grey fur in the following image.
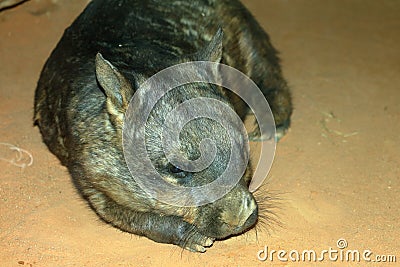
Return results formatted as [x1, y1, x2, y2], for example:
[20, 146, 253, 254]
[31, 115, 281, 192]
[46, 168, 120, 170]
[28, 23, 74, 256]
[34, 0, 292, 252]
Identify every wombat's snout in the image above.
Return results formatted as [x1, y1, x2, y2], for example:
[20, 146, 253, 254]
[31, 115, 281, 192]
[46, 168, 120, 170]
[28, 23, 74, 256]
[229, 193, 258, 233]
[199, 186, 258, 239]
[239, 196, 258, 230]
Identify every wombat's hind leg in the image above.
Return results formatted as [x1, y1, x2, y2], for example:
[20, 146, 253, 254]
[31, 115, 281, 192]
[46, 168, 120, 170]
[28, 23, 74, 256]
[220, 8, 293, 141]
[262, 84, 292, 141]
[248, 83, 292, 142]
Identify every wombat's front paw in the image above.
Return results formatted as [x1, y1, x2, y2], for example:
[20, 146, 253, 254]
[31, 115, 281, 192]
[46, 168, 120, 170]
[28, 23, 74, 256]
[180, 231, 214, 253]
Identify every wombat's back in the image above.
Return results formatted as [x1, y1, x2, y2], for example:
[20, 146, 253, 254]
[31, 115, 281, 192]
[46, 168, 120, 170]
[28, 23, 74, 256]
[34, 0, 218, 163]
[35, 0, 290, 163]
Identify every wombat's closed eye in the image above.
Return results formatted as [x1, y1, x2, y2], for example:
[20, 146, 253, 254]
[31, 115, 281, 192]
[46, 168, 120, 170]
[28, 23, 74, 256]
[169, 164, 187, 176]
[34, 0, 291, 252]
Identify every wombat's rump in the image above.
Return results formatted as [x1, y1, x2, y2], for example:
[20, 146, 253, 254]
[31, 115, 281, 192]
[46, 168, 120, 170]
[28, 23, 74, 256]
[34, 0, 292, 252]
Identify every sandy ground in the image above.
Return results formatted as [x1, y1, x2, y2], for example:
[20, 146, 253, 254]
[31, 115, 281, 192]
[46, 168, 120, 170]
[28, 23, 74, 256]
[0, 0, 399, 266]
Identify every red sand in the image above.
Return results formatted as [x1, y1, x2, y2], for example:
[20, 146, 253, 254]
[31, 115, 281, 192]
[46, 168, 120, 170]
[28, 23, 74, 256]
[1, 0, 399, 266]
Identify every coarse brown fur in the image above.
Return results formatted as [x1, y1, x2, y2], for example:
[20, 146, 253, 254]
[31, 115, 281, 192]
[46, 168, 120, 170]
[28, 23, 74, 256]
[34, 0, 292, 252]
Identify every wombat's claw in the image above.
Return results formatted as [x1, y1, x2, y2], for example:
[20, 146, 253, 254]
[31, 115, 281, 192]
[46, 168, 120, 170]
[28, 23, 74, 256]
[248, 128, 274, 142]
[275, 124, 290, 142]
[249, 122, 290, 142]
[184, 236, 214, 253]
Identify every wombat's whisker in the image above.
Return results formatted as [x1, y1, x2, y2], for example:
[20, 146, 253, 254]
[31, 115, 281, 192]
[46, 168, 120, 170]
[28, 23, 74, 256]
[253, 183, 284, 235]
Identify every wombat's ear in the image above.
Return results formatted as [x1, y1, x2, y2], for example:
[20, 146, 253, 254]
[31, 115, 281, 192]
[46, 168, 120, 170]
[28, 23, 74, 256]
[95, 53, 132, 116]
[196, 28, 223, 62]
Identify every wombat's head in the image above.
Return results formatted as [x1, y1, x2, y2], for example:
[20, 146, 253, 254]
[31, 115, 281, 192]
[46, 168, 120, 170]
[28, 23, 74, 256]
[95, 29, 258, 239]
[141, 79, 259, 239]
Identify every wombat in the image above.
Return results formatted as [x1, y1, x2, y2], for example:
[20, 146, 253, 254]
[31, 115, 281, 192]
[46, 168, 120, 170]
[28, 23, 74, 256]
[34, 0, 292, 252]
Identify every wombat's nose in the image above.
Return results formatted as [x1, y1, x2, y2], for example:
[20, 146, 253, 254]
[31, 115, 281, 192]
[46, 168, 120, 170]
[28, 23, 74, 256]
[235, 196, 258, 231]
[243, 205, 258, 229]
[219, 189, 258, 235]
